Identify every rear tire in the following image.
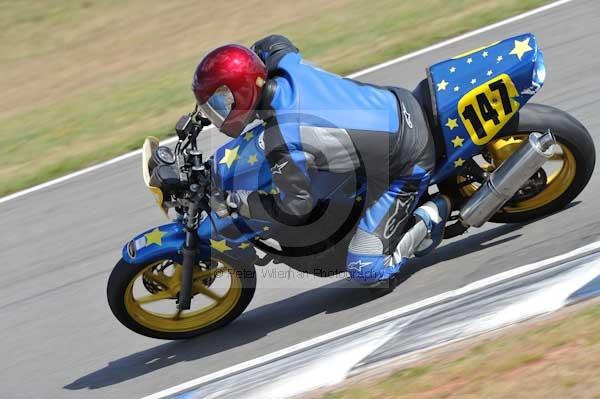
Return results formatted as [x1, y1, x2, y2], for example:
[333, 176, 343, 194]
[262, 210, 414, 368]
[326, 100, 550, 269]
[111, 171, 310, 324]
[490, 104, 595, 223]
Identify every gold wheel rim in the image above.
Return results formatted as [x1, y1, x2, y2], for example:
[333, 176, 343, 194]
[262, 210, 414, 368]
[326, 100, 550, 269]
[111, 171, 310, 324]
[124, 259, 242, 333]
[458, 134, 576, 213]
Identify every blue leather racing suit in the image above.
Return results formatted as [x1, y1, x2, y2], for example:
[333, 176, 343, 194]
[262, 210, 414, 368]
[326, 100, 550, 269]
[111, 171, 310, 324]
[239, 35, 436, 285]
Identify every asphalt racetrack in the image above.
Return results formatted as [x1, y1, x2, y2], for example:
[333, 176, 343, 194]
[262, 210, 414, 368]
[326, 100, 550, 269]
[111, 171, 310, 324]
[1, 1, 599, 398]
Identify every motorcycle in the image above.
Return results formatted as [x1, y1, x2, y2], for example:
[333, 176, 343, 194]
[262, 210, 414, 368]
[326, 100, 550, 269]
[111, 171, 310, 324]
[107, 33, 595, 339]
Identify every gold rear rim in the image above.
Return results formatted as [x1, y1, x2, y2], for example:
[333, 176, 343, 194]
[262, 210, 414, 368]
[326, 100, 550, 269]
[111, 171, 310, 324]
[124, 259, 242, 333]
[458, 134, 576, 213]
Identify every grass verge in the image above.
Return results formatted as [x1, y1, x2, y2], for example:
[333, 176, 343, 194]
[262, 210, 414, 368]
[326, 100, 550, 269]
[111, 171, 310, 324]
[319, 301, 600, 399]
[0, 0, 551, 196]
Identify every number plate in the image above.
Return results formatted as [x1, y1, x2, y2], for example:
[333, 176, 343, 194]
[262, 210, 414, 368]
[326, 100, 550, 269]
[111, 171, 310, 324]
[458, 74, 520, 145]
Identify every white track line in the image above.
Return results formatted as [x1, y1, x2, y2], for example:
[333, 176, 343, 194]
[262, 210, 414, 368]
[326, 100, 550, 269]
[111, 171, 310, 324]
[142, 240, 600, 399]
[0, 0, 575, 206]
[346, 0, 575, 79]
[0, 136, 173, 205]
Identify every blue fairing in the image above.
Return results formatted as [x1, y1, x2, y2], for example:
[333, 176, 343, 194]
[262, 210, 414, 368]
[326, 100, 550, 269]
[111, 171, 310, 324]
[122, 223, 185, 264]
[429, 33, 544, 183]
[213, 123, 271, 192]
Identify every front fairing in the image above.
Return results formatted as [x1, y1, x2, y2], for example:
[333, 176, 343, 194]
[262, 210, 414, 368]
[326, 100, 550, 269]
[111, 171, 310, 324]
[122, 217, 263, 265]
[196, 212, 266, 261]
[213, 123, 274, 193]
[122, 223, 185, 264]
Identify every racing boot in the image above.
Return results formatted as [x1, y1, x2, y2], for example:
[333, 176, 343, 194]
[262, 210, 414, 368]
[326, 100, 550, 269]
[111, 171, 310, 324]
[413, 195, 452, 257]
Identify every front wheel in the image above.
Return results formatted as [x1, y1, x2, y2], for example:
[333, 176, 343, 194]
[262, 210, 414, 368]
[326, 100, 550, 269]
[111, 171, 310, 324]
[453, 103, 595, 223]
[107, 256, 256, 340]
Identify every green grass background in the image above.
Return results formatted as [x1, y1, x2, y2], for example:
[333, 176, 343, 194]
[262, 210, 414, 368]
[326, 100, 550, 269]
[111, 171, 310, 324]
[0, 0, 550, 196]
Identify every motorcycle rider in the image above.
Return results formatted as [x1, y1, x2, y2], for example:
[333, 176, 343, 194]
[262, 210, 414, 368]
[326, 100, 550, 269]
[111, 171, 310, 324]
[193, 35, 451, 288]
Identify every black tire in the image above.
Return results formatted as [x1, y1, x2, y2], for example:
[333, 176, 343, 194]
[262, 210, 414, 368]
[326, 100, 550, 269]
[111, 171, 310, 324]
[489, 103, 595, 223]
[107, 257, 256, 340]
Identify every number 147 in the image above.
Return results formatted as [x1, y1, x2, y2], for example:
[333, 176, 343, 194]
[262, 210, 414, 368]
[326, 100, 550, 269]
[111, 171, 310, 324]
[458, 74, 519, 145]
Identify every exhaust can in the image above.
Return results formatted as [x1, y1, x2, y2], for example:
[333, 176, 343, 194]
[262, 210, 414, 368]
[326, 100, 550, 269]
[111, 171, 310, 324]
[460, 131, 556, 227]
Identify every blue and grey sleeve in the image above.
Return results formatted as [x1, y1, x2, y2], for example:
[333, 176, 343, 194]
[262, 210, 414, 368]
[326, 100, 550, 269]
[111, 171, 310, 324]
[246, 116, 315, 226]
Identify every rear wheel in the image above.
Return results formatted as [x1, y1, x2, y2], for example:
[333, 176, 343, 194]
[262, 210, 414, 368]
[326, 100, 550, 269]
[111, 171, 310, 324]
[107, 256, 256, 340]
[453, 104, 595, 223]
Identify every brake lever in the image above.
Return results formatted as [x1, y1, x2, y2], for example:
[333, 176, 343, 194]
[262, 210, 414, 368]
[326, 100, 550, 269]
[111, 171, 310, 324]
[196, 115, 211, 127]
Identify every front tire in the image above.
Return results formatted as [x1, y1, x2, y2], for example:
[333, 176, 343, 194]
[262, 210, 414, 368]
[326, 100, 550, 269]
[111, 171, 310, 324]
[107, 256, 256, 340]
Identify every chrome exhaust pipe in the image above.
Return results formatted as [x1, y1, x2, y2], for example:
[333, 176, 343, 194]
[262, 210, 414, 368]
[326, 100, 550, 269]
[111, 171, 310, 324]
[460, 130, 556, 227]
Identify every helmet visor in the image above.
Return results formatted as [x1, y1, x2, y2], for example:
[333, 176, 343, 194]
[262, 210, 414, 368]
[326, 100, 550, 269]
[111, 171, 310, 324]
[198, 86, 234, 128]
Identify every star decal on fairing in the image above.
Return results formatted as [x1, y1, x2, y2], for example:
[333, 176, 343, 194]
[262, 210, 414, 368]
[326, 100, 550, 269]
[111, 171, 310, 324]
[144, 228, 166, 247]
[247, 153, 258, 166]
[454, 158, 466, 168]
[446, 118, 459, 130]
[210, 239, 231, 253]
[219, 146, 240, 168]
[451, 136, 465, 148]
[509, 37, 533, 60]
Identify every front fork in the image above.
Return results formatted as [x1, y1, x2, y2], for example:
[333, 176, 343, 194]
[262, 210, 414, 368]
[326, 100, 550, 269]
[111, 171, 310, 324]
[178, 202, 198, 310]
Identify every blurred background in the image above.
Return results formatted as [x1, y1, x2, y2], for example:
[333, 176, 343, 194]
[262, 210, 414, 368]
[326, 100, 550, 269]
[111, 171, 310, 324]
[4, 1, 600, 399]
[0, 0, 548, 196]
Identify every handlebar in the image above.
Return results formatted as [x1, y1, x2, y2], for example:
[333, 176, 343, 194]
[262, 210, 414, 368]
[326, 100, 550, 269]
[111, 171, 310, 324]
[147, 106, 215, 217]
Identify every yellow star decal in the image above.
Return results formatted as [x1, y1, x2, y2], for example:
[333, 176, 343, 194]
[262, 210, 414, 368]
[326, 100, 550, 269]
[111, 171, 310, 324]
[509, 37, 533, 60]
[238, 242, 251, 249]
[247, 153, 258, 166]
[210, 239, 231, 253]
[451, 136, 465, 148]
[219, 146, 240, 168]
[454, 158, 466, 168]
[243, 131, 254, 142]
[356, 195, 362, 202]
[437, 79, 449, 91]
[144, 228, 166, 246]
[445, 118, 459, 130]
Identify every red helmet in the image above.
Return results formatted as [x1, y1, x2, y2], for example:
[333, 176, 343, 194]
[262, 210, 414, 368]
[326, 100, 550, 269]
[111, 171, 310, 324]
[192, 44, 267, 137]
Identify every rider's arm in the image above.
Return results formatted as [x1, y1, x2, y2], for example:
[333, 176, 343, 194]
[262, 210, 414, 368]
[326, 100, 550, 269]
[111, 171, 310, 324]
[246, 118, 315, 226]
[230, 74, 315, 226]
[251, 34, 299, 72]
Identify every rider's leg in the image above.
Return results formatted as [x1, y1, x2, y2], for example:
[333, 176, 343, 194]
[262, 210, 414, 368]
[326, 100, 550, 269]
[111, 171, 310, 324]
[347, 192, 451, 286]
[346, 85, 449, 286]
[346, 167, 430, 285]
[390, 195, 451, 264]
[413, 195, 452, 257]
